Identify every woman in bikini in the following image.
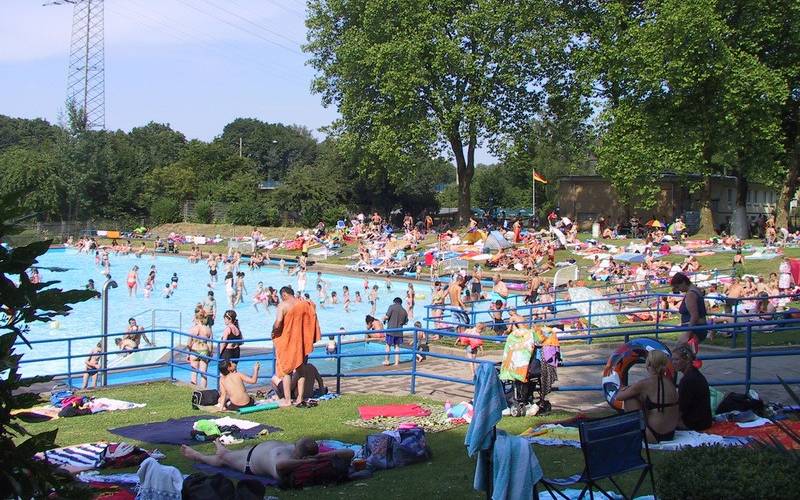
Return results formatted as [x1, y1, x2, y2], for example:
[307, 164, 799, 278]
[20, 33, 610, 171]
[220, 310, 243, 366]
[614, 350, 679, 443]
[127, 265, 139, 297]
[430, 281, 447, 329]
[186, 311, 212, 388]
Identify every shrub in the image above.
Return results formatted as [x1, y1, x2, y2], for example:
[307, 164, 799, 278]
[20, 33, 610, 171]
[193, 199, 215, 224]
[656, 445, 800, 500]
[150, 197, 181, 225]
[226, 199, 262, 226]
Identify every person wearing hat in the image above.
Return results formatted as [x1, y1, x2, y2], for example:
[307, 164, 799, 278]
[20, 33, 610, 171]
[671, 272, 708, 366]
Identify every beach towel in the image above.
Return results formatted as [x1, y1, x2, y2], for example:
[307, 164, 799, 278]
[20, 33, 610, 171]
[137, 457, 183, 500]
[465, 363, 507, 456]
[522, 425, 748, 451]
[192, 464, 280, 487]
[345, 404, 465, 433]
[109, 416, 280, 446]
[708, 420, 800, 449]
[358, 404, 431, 420]
[274, 300, 321, 377]
[474, 430, 542, 500]
[499, 329, 536, 383]
[89, 398, 146, 414]
[36, 442, 108, 471]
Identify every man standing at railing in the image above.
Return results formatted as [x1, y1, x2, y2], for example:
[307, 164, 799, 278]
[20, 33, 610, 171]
[272, 286, 321, 407]
[448, 274, 470, 331]
[382, 297, 408, 366]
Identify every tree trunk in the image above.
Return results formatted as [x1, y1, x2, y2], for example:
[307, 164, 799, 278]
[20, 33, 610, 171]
[776, 102, 799, 230]
[696, 176, 716, 236]
[449, 131, 475, 225]
[732, 173, 749, 239]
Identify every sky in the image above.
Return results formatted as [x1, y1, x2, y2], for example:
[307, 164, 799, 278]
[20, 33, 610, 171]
[0, 0, 494, 163]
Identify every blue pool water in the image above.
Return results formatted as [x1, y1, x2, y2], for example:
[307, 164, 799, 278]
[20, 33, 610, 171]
[18, 248, 428, 378]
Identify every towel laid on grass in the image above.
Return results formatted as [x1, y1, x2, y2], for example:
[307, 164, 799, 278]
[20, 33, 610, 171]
[36, 442, 108, 471]
[13, 398, 144, 422]
[709, 420, 800, 449]
[522, 424, 748, 450]
[109, 416, 281, 446]
[358, 404, 431, 420]
[345, 404, 465, 433]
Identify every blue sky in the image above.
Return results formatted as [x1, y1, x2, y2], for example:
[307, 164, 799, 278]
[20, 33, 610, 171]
[0, 0, 494, 163]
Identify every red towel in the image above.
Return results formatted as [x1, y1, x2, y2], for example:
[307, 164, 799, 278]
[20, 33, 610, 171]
[708, 421, 800, 450]
[358, 404, 431, 420]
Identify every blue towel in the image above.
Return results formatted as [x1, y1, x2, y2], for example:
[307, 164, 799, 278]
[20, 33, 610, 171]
[474, 430, 543, 499]
[465, 362, 506, 457]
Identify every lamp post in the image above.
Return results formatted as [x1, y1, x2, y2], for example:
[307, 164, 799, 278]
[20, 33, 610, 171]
[100, 277, 118, 386]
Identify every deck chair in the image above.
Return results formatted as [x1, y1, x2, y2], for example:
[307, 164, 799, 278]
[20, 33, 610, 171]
[539, 411, 656, 500]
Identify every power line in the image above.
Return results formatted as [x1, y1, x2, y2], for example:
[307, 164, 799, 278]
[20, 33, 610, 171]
[261, 0, 305, 18]
[200, 0, 303, 46]
[172, 0, 303, 55]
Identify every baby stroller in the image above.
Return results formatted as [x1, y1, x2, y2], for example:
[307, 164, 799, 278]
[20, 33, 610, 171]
[497, 345, 560, 417]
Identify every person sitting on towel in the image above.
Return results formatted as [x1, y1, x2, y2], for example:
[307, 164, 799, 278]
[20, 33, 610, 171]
[672, 343, 712, 431]
[217, 359, 258, 411]
[271, 363, 325, 401]
[180, 438, 353, 482]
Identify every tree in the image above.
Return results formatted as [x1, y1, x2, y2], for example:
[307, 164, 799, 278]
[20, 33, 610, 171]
[305, 0, 559, 223]
[0, 147, 64, 219]
[0, 192, 95, 497]
[586, 0, 785, 235]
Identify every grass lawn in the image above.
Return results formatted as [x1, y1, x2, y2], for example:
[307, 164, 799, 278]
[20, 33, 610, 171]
[18, 381, 671, 498]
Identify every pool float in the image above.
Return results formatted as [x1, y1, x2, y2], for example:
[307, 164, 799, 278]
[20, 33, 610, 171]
[601, 338, 673, 411]
[239, 402, 280, 414]
[415, 294, 427, 300]
[50, 320, 61, 330]
[506, 282, 527, 291]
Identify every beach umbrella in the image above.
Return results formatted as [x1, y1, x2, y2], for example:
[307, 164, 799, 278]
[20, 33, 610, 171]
[645, 220, 663, 228]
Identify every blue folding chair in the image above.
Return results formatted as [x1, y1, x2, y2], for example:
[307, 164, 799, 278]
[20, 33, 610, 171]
[539, 411, 656, 500]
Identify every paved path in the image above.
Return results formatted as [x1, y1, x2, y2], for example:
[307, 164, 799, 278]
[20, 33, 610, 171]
[339, 341, 800, 411]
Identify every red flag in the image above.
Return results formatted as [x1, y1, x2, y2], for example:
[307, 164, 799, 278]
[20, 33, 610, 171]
[532, 170, 548, 184]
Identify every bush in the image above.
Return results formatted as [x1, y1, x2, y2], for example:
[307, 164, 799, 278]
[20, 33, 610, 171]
[226, 199, 263, 226]
[193, 199, 215, 224]
[656, 445, 800, 500]
[150, 197, 181, 225]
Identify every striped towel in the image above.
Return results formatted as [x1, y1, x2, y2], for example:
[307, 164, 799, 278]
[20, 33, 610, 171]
[37, 442, 108, 470]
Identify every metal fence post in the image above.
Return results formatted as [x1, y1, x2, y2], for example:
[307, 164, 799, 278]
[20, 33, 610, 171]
[67, 339, 72, 388]
[410, 328, 419, 394]
[732, 303, 739, 348]
[654, 295, 661, 340]
[169, 330, 175, 381]
[336, 332, 342, 395]
[745, 325, 752, 393]
[587, 300, 593, 344]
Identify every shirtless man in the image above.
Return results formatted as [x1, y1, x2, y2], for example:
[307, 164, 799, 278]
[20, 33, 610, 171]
[125, 318, 153, 348]
[181, 438, 353, 483]
[216, 359, 259, 411]
[492, 273, 509, 301]
[448, 274, 470, 330]
[207, 255, 219, 284]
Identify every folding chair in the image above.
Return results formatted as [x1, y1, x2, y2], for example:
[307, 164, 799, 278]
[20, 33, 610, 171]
[539, 411, 656, 500]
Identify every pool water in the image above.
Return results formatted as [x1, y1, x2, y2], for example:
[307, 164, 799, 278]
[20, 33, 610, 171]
[18, 248, 429, 377]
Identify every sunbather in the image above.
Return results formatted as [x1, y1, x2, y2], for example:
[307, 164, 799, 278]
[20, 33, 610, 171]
[180, 438, 353, 482]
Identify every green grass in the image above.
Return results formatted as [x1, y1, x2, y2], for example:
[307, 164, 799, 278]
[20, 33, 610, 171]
[18, 381, 672, 498]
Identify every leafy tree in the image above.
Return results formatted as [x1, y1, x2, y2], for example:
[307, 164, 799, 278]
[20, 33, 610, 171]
[274, 161, 350, 227]
[150, 198, 182, 225]
[0, 147, 64, 219]
[0, 192, 95, 497]
[0, 115, 59, 151]
[305, 0, 561, 223]
[193, 199, 216, 224]
[128, 122, 187, 174]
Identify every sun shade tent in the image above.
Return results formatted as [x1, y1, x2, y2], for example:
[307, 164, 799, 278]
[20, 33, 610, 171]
[554, 264, 579, 288]
[484, 231, 512, 250]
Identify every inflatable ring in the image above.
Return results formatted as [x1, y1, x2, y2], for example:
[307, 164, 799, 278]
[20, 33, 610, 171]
[601, 338, 673, 411]
[415, 294, 427, 300]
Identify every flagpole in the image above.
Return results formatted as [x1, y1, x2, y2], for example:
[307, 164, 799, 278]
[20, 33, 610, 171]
[532, 168, 536, 226]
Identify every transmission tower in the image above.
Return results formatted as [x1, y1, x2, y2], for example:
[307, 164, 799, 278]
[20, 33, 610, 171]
[48, 0, 105, 130]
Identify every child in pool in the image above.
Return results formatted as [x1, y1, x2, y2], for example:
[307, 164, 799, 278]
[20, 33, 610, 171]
[163, 282, 173, 298]
[355, 290, 362, 303]
[326, 335, 337, 355]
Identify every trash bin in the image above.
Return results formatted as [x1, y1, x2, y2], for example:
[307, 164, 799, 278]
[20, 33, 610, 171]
[592, 222, 600, 239]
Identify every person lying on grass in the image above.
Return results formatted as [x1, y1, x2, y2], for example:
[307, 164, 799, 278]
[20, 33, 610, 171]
[181, 438, 354, 482]
[217, 359, 259, 411]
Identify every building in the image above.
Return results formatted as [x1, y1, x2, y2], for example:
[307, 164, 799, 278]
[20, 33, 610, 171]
[557, 174, 778, 232]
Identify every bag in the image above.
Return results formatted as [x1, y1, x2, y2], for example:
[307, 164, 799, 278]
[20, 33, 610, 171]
[364, 428, 432, 470]
[283, 455, 350, 489]
[100, 444, 150, 469]
[716, 392, 765, 415]
[192, 389, 219, 409]
[182, 473, 235, 500]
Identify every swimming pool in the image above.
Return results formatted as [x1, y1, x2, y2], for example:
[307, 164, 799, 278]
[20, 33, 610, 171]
[18, 248, 428, 377]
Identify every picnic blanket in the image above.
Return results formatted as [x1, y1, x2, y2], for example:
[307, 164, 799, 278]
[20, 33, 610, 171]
[346, 403, 466, 433]
[522, 424, 749, 451]
[13, 398, 145, 422]
[193, 464, 280, 487]
[109, 416, 281, 446]
[358, 404, 431, 420]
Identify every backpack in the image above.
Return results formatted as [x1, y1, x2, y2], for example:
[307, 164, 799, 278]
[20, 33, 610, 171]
[283, 455, 350, 489]
[182, 473, 235, 500]
[192, 389, 219, 409]
[364, 428, 432, 470]
[716, 392, 765, 415]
